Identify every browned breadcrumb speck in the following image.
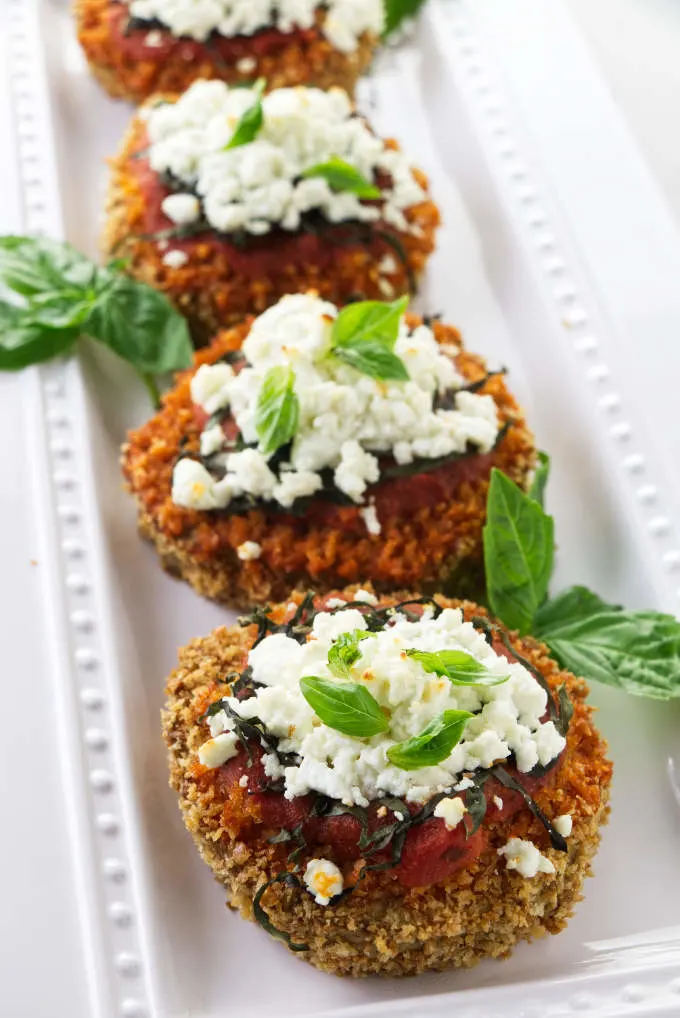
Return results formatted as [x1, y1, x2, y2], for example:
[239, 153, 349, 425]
[102, 110, 440, 341]
[121, 314, 536, 607]
[75, 0, 378, 103]
[162, 585, 612, 977]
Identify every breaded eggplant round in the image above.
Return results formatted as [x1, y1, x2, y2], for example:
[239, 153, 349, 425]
[103, 80, 440, 341]
[163, 586, 612, 977]
[76, 0, 381, 104]
[122, 295, 535, 607]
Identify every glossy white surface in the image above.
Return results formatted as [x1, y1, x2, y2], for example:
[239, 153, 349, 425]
[2, 0, 680, 1016]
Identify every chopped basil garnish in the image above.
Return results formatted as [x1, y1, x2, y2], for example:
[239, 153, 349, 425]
[483, 467, 554, 635]
[300, 156, 381, 199]
[299, 675, 388, 737]
[224, 77, 266, 150]
[0, 235, 192, 404]
[330, 295, 409, 381]
[255, 364, 300, 455]
[405, 648, 509, 686]
[327, 630, 376, 679]
[386, 709, 472, 770]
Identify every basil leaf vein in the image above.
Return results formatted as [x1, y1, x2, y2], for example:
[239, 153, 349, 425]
[255, 364, 300, 455]
[406, 648, 509, 686]
[301, 156, 381, 199]
[386, 709, 472, 770]
[300, 675, 388, 737]
[483, 467, 554, 635]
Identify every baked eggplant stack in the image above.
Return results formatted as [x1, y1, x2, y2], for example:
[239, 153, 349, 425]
[121, 293, 535, 606]
[163, 586, 612, 976]
[103, 80, 440, 340]
[76, 0, 383, 103]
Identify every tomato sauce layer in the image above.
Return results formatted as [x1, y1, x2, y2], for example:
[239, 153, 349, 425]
[130, 146, 392, 280]
[109, 3, 317, 64]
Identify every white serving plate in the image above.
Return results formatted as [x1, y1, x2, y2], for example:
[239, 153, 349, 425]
[3, 0, 680, 1015]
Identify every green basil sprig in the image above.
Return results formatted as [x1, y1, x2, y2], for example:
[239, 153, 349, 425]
[255, 365, 300, 455]
[301, 156, 381, 199]
[0, 235, 192, 403]
[483, 468, 680, 699]
[533, 586, 680, 700]
[330, 296, 409, 381]
[328, 630, 376, 679]
[406, 648, 509, 686]
[386, 710, 472, 770]
[483, 467, 554, 635]
[224, 78, 266, 150]
[300, 675, 388, 737]
[383, 0, 428, 37]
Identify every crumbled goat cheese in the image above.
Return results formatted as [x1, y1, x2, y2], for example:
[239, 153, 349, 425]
[454, 776, 474, 791]
[325, 597, 348, 609]
[553, 814, 573, 838]
[144, 29, 164, 46]
[238, 774, 249, 787]
[235, 56, 257, 74]
[498, 837, 555, 878]
[237, 540, 262, 561]
[203, 606, 566, 806]
[493, 795, 503, 810]
[173, 294, 500, 511]
[145, 80, 424, 237]
[128, 0, 383, 52]
[354, 588, 378, 605]
[160, 193, 200, 224]
[303, 858, 344, 905]
[162, 248, 189, 269]
[433, 796, 467, 830]
[359, 503, 381, 535]
[198, 732, 239, 768]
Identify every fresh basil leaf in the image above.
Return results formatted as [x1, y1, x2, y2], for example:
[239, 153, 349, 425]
[328, 630, 375, 679]
[405, 648, 508, 686]
[27, 292, 95, 329]
[300, 675, 388, 737]
[0, 235, 98, 295]
[386, 709, 472, 770]
[332, 296, 408, 352]
[85, 274, 192, 374]
[255, 364, 300, 455]
[333, 340, 409, 380]
[533, 585, 680, 699]
[483, 468, 554, 635]
[301, 156, 381, 199]
[529, 451, 550, 507]
[383, 0, 427, 37]
[0, 301, 78, 369]
[224, 78, 266, 150]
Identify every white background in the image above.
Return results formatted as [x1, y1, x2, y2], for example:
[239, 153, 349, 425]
[1, 2, 679, 1015]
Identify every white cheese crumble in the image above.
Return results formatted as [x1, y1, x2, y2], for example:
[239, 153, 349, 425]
[498, 837, 555, 878]
[172, 294, 500, 511]
[127, 0, 383, 52]
[553, 813, 572, 838]
[303, 858, 344, 905]
[493, 795, 504, 810]
[433, 796, 467, 830]
[145, 80, 425, 237]
[201, 606, 566, 806]
[358, 500, 380, 533]
[238, 774, 249, 787]
[236, 540, 262, 561]
[198, 732, 239, 768]
[162, 248, 189, 269]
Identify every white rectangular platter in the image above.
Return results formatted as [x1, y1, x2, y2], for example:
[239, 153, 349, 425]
[3, 0, 680, 1015]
